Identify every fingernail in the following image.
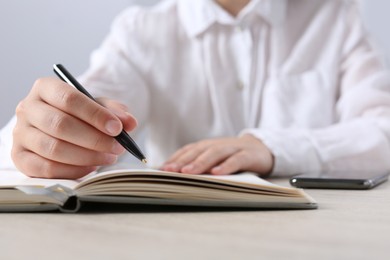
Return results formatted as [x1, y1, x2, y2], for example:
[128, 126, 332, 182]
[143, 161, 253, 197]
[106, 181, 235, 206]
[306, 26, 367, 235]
[182, 164, 194, 173]
[126, 112, 138, 126]
[212, 166, 223, 175]
[105, 120, 122, 135]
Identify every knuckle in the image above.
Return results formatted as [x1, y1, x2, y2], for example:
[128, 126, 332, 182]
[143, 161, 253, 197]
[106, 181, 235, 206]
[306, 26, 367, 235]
[201, 139, 215, 147]
[11, 129, 25, 163]
[15, 100, 27, 117]
[233, 153, 248, 168]
[209, 146, 225, 155]
[228, 156, 241, 167]
[183, 143, 195, 151]
[115, 102, 129, 111]
[90, 106, 107, 125]
[44, 138, 62, 159]
[58, 89, 79, 108]
[190, 146, 203, 155]
[194, 158, 209, 167]
[177, 155, 194, 165]
[32, 78, 45, 91]
[176, 157, 189, 166]
[10, 147, 21, 165]
[238, 151, 251, 162]
[40, 160, 57, 179]
[12, 124, 22, 140]
[98, 98, 128, 110]
[48, 113, 69, 135]
[91, 134, 109, 151]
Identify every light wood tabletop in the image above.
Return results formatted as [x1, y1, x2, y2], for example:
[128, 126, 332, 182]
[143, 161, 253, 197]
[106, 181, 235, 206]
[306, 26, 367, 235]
[1, 178, 389, 260]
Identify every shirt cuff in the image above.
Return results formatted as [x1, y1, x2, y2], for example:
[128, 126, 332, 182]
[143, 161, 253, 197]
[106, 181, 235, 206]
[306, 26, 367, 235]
[240, 128, 322, 177]
[0, 116, 17, 171]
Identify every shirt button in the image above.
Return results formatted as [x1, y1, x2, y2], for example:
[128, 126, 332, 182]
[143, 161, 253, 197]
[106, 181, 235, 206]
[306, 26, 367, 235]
[237, 81, 245, 90]
[235, 24, 244, 33]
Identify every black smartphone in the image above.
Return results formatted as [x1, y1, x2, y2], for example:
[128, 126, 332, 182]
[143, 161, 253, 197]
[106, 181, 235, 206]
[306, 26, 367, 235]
[290, 171, 389, 189]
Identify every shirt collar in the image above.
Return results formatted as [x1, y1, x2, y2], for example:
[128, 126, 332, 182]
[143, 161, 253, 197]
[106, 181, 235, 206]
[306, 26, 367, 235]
[178, 0, 287, 37]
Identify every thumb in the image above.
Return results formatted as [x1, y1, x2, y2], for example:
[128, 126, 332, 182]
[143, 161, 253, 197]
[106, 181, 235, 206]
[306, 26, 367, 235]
[96, 98, 138, 132]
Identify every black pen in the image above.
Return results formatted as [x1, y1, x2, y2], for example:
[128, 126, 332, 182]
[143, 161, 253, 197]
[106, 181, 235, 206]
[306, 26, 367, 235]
[53, 64, 147, 164]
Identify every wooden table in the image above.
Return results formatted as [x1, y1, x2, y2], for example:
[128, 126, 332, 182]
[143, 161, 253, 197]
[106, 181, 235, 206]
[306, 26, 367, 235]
[0, 179, 389, 260]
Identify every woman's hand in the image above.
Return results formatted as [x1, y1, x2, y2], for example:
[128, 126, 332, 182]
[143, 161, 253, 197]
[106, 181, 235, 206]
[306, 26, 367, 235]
[162, 134, 274, 176]
[12, 77, 137, 179]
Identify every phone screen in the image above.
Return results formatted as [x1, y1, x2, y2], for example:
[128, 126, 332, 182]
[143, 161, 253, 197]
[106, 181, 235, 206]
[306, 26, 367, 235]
[289, 171, 389, 189]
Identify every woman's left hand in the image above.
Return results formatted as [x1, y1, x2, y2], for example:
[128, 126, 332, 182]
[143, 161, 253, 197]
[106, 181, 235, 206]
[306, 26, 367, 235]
[161, 134, 274, 176]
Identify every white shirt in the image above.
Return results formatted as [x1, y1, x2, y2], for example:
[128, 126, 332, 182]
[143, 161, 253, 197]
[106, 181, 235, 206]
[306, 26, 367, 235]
[1, 0, 390, 176]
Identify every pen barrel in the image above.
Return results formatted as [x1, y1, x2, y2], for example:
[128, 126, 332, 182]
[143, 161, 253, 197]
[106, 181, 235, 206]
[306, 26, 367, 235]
[115, 130, 146, 161]
[53, 64, 95, 100]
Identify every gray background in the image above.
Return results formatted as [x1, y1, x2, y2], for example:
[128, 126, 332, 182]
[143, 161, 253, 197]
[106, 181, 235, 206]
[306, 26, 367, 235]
[1, 0, 389, 126]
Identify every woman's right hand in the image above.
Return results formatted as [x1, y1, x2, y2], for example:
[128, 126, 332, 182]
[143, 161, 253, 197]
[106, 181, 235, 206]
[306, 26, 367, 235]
[12, 77, 137, 179]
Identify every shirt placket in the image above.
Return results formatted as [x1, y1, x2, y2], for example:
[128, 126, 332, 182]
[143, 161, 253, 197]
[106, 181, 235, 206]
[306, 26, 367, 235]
[232, 19, 256, 126]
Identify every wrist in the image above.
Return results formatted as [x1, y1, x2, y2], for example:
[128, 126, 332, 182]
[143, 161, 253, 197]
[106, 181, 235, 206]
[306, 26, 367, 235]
[240, 134, 275, 176]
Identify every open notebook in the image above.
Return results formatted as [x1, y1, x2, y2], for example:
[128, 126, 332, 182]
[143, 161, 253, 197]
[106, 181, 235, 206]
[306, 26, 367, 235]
[0, 169, 317, 212]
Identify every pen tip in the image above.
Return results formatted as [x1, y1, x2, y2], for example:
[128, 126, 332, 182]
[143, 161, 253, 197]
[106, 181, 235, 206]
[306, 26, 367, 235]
[142, 159, 148, 164]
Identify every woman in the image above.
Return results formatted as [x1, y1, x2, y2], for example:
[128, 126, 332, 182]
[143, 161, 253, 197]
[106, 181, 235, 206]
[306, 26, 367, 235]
[1, 0, 390, 179]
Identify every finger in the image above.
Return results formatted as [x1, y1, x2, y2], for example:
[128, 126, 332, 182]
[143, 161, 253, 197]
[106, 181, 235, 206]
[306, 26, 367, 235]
[163, 144, 210, 172]
[211, 151, 248, 175]
[164, 144, 195, 164]
[97, 97, 129, 111]
[20, 126, 118, 166]
[12, 149, 97, 179]
[23, 100, 124, 154]
[32, 78, 123, 136]
[97, 98, 138, 132]
[181, 146, 238, 174]
[163, 140, 216, 169]
[161, 144, 195, 171]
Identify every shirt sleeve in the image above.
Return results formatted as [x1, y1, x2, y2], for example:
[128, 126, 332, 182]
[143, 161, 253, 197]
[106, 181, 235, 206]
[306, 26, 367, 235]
[241, 1, 390, 176]
[78, 7, 152, 135]
[0, 116, 17, 170]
